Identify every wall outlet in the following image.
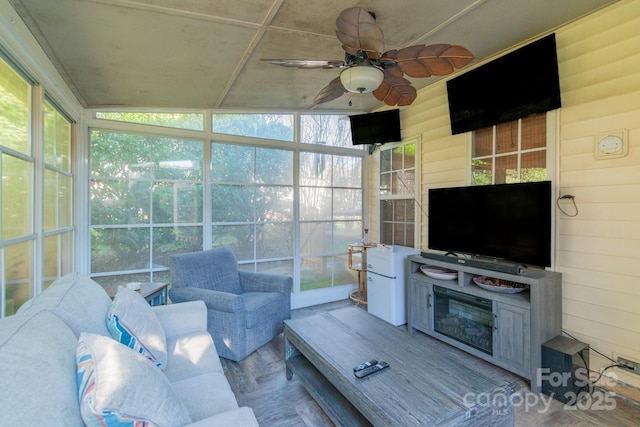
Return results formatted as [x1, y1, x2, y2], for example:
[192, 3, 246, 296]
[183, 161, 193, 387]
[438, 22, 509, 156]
[617, 355, 640, 376]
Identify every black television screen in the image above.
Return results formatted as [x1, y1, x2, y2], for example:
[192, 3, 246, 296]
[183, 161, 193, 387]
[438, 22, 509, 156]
[349, 109, 401, 145]
[447, 34, 561, 135]
[428, 181, 552, 267]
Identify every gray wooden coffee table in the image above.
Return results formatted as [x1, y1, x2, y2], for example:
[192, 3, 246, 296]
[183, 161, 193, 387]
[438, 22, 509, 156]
[284, 306, 515, 426]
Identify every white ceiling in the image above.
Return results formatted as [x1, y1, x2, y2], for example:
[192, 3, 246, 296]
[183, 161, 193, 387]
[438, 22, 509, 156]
[10, 0, 618, 112]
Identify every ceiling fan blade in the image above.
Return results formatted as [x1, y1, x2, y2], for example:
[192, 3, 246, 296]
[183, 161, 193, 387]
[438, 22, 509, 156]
[261, 59, 345, 69]
[335, 7, 384, 59]
[314, 77, 348, 105]
[373, 72, 417, 106]
[382, 44, 474, 78]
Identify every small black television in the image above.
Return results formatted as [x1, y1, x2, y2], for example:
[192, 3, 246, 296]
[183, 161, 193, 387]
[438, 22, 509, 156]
[349, 109, 401, 145]
[428, 181, 552, 267]
[446, 33, 561, 135]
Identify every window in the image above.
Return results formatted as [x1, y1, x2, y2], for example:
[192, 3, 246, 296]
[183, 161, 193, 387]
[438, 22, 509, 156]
[1, 58, 33, 317]
[1, 55, 74, 317]
[379, 141, 417, 247]
[300, 114, 353, 148]
[96, 112, 204, 131]
[212, 113, 293, 141]
[89, 130, 204, 286]
[211, 143, 294, 276]
[472, 113, 547, 185]
[43, 99, 73, 286]
[299, 152, 361, 291]
[90, 112, 364, 303]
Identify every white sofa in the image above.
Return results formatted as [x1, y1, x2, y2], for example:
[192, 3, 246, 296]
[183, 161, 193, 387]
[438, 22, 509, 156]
[0, 273, 259, 426]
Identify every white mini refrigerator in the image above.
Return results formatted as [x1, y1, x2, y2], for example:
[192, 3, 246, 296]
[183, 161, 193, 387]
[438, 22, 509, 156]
[366, 245, 420, 326]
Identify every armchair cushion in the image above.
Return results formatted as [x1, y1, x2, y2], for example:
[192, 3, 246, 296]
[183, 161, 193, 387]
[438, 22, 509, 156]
[171, 247, 243, 294]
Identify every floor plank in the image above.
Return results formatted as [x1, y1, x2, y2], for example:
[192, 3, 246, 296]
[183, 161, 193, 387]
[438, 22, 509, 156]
[221, 300, 640, 426]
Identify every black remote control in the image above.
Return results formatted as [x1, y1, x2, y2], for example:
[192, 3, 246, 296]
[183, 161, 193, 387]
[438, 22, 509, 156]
[354, 361, 389, 378]
[353, 360, 378, 373]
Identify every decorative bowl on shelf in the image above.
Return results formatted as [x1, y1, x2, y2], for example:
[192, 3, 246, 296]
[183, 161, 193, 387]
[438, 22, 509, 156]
[419, 265, 458, 280]
[472, 276, 529, 294]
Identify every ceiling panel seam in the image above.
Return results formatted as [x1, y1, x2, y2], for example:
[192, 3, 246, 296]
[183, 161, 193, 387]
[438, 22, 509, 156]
[214, 0, 285, 107]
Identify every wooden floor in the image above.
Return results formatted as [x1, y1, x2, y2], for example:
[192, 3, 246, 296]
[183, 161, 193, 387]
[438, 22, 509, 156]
[221, 300, 640, 426]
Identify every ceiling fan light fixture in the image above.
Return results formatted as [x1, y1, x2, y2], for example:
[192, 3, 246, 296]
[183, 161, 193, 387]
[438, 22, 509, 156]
[340, 66, 384, 94]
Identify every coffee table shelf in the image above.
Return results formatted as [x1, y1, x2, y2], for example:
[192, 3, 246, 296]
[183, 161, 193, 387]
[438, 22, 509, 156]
[286, 355, 370, 426]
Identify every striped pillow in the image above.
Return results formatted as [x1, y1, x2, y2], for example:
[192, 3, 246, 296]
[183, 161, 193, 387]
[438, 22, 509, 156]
[106, 286, 167, 369]
[76, 332, 191, 427]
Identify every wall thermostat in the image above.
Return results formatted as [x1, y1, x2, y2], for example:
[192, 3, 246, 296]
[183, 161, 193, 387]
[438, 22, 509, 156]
[595, 129, 628, 159]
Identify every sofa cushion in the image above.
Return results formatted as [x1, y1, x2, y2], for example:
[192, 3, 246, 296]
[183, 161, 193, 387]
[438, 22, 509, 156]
[107, 285, 167, 369]
[16, 272, 112, 337]
[0, 310, 84, 426]
[76, 332, 191, 427]
[171, 372, 240, 422]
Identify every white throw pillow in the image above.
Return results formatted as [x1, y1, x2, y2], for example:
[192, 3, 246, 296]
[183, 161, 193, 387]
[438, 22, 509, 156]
[106, 285, 167, 369]
[76, 332, 191, 427]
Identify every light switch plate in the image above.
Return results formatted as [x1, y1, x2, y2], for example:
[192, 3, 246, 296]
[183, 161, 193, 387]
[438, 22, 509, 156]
[595, 129, 628, 159]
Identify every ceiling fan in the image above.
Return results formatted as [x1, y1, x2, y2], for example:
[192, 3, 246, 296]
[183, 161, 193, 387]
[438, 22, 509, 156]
[262, 7, 474, 107]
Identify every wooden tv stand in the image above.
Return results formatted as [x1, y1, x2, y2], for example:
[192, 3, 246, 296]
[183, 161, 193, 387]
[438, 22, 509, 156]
[407, 254, 562, 393]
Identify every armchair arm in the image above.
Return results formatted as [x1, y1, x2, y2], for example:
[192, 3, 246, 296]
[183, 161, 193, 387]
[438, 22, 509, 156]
[239, 271, 292, 294]
[169, 286, 245, 314]
[152, 301, 206, 337]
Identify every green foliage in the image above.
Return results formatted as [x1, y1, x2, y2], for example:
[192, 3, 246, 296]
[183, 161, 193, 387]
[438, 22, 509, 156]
[212, 113, 293, 141]
[96, 112, 204, 131]
[521, 168, 547, 182]
[0, 60, 29, 154]
[90, 113, 363, 293]
[90, 129, 205, 273]
[471, 159, 492, 186]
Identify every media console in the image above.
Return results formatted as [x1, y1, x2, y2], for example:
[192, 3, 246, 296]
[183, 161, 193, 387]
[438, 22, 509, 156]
[407, 254, 562, 393]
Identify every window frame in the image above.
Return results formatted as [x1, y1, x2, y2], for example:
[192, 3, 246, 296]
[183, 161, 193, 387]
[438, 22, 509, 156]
[377, 138, 420, 247]
[86, 111, 367, 308]
[0, 53, 76, 317]
[469, 113, 556, 186]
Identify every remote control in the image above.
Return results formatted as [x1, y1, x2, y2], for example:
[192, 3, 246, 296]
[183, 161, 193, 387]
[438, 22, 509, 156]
[353, 360, 378, 373]
[354, 361, 389, 379]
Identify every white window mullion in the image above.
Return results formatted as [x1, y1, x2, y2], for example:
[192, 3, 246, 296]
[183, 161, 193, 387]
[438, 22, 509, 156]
[202, 136, 212, 250]
[32, 84, 44, 293]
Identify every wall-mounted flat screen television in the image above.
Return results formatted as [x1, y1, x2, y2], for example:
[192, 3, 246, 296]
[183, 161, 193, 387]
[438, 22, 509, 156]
[446, 33, 561, 135]
[349, 108, 401, 145]
[428, 181, 552, 267]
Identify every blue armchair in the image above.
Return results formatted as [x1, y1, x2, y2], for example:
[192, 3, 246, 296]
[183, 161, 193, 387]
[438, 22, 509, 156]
[169, 247, 292, 361]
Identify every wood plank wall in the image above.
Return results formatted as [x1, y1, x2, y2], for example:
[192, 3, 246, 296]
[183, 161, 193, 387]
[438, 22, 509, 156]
[367, 0, 640, 390]
[555, 0, 640, 390]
